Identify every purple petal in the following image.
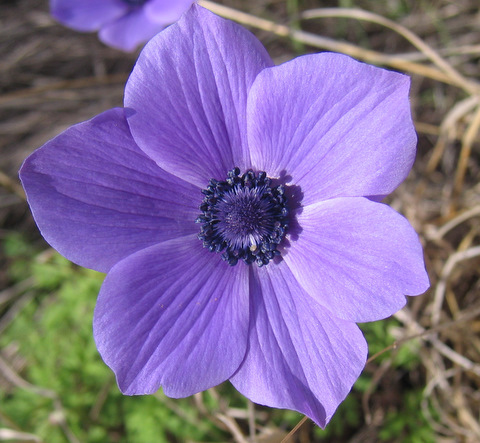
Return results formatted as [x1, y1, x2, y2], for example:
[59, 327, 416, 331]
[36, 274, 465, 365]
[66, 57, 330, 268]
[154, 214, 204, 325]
[284, 197, 429, 322]
[125, 5, 273, 188]
[94, 235, 249, 396]
[247, 53, 417, 205]
[19, 108, 200, 273]
[230, 262, 367, 428]
[99, 6, 164, 52]
[50, 0, 127, 32]
[144, 0, 194, 23]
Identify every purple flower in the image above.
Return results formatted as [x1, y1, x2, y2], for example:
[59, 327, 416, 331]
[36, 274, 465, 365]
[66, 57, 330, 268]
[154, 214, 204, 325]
[20, 5, 429, 427]
[50, 0, 194, 51]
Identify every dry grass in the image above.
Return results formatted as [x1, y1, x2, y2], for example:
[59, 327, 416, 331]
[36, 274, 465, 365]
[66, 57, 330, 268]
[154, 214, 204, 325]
[1, 0, 479, 441]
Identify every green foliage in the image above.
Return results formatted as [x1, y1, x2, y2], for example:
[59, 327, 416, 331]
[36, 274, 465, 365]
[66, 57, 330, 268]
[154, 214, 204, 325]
[0, 237, 227, 442]
[361, 318, 422, 369]
[379, 390, 436, 443]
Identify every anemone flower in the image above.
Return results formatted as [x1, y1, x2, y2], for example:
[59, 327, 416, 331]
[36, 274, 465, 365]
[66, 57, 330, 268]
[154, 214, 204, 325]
[20, 5, 429, 427]
[50, 0, 194, 51]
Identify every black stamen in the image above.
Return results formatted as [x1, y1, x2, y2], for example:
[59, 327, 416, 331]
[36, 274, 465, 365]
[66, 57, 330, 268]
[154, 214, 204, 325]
[123, 0, 147, 6]
[197, 168, 289, 267]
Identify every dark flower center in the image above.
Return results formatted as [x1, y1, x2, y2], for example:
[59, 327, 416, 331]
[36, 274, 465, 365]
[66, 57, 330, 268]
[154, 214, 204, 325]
[196, 168, 289, 267]
[122, 0, 147, 6]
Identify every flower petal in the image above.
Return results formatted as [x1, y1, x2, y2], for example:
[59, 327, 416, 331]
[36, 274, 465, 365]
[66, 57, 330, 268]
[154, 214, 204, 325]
[94, 235, 250, 397]
[125, 5, 273, 187]
[50, 0, 127, 32]
[99, 7, 164, 52]
[284, 197, 430, 322]
[19, 108, 200, 273]
[248, 53, 417, 205]
[230, 262, 367, 428]
[144, 0, 194, 23]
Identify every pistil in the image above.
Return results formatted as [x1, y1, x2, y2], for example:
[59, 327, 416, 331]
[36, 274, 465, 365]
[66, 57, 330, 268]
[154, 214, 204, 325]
[196, 168, 289, 266]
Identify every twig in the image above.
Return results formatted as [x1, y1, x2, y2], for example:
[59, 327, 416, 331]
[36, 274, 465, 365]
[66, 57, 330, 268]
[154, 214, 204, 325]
[0, 356, 80, 443]
[432, 246, 480, 326]
[394, 44, 480, 62]
[192, 390, 236, 435]
[0, 278, 34, 305]
[426, 95, 480, 173]
[154, 392, 212, 435]
[0, 292, 35, 336]
[300, 8, 479, 95]
[415, 121, 442, 138]
[216, 413, 249, 443]
[362, 359, 392, 425]
[453, 104, 480, 198]
[0, 354, 55, 399]
[247, 399, 257, 443]
[395, 309, 480, 376]
[367, 305, 480, 365]
[0, 73, 128, 106]
[89, 377, 115, 421]
[198, 1, 469, 88]
[281, 416, 308, 443]
[429, 205, 480, 240]
[0, 428, 42, 442]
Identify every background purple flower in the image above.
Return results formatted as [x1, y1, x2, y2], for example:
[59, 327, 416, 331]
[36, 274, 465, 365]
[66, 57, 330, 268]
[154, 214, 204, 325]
[50, 0, 194, 51]
[20, 5, 429, 428]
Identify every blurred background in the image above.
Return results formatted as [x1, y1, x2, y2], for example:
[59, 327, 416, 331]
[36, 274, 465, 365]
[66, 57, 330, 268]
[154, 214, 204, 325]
[1, 0, 479, 441]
